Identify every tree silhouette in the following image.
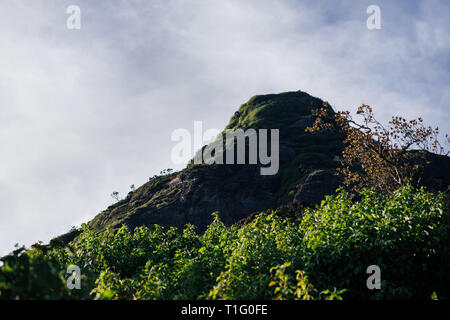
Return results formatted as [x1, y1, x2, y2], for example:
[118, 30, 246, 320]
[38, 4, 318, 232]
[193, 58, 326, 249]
[111, 191, 120, 202]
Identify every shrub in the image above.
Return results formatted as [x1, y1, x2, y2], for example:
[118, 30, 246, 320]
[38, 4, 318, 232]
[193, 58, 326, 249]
[1, 187, 448, 300]
[300, 186, 450, 299]
[209, 213, 303, 299]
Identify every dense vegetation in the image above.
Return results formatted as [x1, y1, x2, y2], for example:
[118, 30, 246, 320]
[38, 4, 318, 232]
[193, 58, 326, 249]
[1, 186, 448, 300]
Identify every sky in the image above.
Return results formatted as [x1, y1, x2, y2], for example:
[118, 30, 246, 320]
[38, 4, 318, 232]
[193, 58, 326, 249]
[0, 0, 449, 255]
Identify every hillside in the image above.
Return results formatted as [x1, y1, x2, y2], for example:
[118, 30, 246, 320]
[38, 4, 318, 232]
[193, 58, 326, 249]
[56, 90, 450, 244]
[83, 92, 343, 235]
[3, 90, 450, 301]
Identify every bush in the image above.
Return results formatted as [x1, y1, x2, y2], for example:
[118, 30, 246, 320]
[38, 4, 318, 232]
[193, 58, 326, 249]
[209, 213, 302, 299]
[0, 249, 93, 299]
[1, 187, 448, 300]
[300, 186, 450, 299]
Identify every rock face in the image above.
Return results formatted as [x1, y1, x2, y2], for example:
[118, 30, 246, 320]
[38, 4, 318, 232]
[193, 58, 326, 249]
[87, 91, 344, 233]
[421, 153, 450, 192]
[93, 165, 278, 233]
[293, 170, 341, 206]
[79, 90, 450, 235]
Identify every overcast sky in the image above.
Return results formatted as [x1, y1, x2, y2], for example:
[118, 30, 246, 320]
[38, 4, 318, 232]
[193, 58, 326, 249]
[0, 0, 449, 255]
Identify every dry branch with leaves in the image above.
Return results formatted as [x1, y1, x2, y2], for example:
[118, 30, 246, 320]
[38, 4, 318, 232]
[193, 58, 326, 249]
[306, 103, 449, 193]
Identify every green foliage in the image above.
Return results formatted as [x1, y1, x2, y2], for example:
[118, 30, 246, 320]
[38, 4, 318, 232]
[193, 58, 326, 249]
[174, 213, 236, 299]
[0, 187, 448, 300]
[269, 262, 346, 300]
[0, 248, 93, 299]
[300, 186, 450, 299]
[209, 213, 302, 299]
